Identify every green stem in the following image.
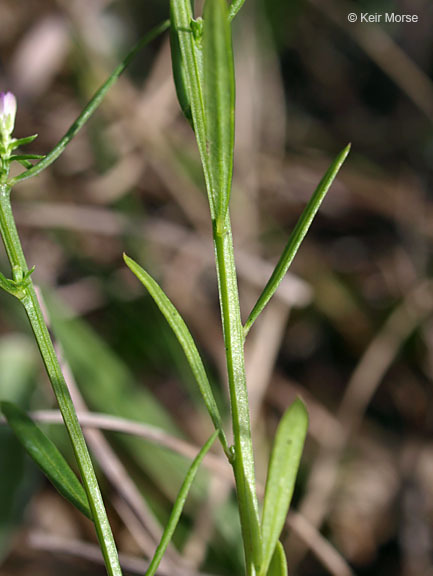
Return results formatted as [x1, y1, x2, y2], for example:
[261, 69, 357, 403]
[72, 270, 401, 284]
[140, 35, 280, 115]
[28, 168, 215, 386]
[213, 213, 261, 575]
[0, 183, 122, 576]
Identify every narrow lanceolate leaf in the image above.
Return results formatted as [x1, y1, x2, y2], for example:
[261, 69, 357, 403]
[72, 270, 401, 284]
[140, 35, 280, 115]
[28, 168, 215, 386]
[170, 17, 193, 125]
[0, 271, 19, 297]
[9, 134, 38, 151]
[267, 542, 288, 576]
[203, 0, 235, 230]
[0, 402, 92, 520]
[228, 0, 247, 21]
[169, 0, 214, 214]
[123, 254, 229, 455]
[16, 159, 33, 169]
[260, 398, 308, 576]
[9, 19, 169, 186]
[244, 144, 351, 336]
[146, 430, 219, 576]
[9, 154, 45, 161]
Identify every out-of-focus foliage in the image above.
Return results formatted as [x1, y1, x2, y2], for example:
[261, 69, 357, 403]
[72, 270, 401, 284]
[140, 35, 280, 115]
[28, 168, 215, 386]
[0, 336, 38, 561]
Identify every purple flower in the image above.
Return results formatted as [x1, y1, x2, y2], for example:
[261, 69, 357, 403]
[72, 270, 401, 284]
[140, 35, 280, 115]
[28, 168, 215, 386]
[0, 91, 17, 137]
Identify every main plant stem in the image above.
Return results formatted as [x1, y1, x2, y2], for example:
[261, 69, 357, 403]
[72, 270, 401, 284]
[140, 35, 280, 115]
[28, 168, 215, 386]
[0, 183, 122, 576]
[213, 213, 261, 576]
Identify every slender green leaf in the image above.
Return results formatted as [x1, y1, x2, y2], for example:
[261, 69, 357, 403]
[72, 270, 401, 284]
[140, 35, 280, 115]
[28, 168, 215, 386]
[0, 271, 19, 297]
[228, 0, 247, 21]
[260, 398, 308, 576]
[203, 0, 235, 230]
[0, 401, 92, 520]
[169, 0, 215, 215]
[244, 144, 351, 336]
[9, 134, 38, 150]
[170, 16, 193, 125]
[9, 19, 169, 186]
[267, 542, 288, 576]
[123, 254, 229, 455]
[146, 429, 219, 576]
[45, 289, 205, 501]
[9, 154, 45, 162]
[17, 159, 33, 169]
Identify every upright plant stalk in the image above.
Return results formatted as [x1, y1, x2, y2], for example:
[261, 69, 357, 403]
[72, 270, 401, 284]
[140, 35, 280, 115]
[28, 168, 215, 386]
[169, 2, 350, 574]
[170, 0, 262, 571]
[0, 182, 122, 576]
[213, 213, 262, 575]
[203, 1, 261, 569]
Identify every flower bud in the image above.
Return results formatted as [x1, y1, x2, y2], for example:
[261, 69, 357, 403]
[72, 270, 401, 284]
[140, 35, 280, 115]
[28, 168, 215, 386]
[0, 92, 17, 139]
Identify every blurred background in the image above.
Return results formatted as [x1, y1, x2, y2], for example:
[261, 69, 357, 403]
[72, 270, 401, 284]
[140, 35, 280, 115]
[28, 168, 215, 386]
[0, 0, 433, 575]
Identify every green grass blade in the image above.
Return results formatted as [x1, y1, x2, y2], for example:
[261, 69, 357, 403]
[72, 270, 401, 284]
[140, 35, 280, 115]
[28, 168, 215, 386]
[9, 20, 169, 187]
[244, 144, 351, 337]
[123, 254, 229, 455]
[267, 542, 288, 576]
[260, 398, 308, 576]
[0, 401, 92, 520]
[145, 429, 219, 576]
[203, 0, 235, 230]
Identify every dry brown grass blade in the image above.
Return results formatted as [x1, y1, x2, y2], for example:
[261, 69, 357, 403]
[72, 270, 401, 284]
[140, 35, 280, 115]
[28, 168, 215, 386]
[28, 531, 214, 576]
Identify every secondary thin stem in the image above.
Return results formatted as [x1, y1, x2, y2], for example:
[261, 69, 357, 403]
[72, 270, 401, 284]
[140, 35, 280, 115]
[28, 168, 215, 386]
[0, 183, 122, 576]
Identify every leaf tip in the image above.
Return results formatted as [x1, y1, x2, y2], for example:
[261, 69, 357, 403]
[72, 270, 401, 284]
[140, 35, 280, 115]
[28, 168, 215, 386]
[292, 396, 309, 422]
[123, 252, 133, 268]
[342, 142, 352, 158]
